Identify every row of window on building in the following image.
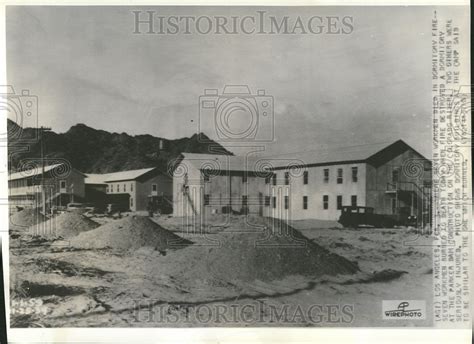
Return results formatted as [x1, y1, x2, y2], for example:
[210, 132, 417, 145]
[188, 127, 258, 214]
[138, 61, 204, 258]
[271, 167, 358, 185]
[202, 167, 359, 185]
[9, 179, 33, 188]
[107, 183, 134, 193]
[203, 194, 357, 210]
[106, 183, 159, 193]
[9, 179, 68, 189]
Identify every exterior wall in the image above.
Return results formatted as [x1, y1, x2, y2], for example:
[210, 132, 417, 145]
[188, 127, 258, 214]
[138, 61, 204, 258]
[104, 174, 172, 212]
[135, 174, 173, 212]
[171, 144, 431, 224]
[84, 184, 108, 208]
[8, 169, 86, 206]
[173, 161, 202, 217]
[62, 169, 86, 200]
[105, 180, 137, 211]
[172, 159, 270, 217]
[366, 149, 431, 221]
[85, 184, 107, 194]
[203, 173, 270, 216]
[271, 163, 367, 221]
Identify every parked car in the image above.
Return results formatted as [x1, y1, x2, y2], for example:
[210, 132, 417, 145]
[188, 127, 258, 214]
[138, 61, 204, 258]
[338, 206, 399, 228]
[66, 203, 86, 211]
[51, 205, 67, 214]
[106, 203, 128, 214]
[67, 202, 100, 212]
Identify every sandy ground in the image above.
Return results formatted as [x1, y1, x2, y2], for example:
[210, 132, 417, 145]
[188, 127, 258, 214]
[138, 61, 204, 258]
[9, 215, 433, 328]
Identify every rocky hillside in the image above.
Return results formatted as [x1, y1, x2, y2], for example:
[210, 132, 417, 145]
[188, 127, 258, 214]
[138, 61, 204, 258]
[8, 119, 232, 173]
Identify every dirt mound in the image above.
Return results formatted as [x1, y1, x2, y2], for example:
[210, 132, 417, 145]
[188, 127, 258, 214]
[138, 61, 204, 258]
[176, 217, 358, 283]
[10, 208, 47, 232]
[28, 212, 100, 238]
[70, 216, 192, 251]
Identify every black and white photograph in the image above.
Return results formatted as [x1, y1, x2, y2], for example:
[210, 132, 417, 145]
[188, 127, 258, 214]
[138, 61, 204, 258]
[2, 2, 471, 341]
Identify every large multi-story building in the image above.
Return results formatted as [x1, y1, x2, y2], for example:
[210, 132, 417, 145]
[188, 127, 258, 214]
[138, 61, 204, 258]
[172, 140, 432, 225]
[8, 163, 86, 207]
[85, 167, 173, 212]
[270, 140, 432, 224]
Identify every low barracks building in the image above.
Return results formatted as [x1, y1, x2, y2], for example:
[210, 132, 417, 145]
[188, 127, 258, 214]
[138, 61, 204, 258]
[172, 140, 432, 224]
[85, 167, 172, 212]
[8, 164, 173, 213]
[8, 163, 86, 207]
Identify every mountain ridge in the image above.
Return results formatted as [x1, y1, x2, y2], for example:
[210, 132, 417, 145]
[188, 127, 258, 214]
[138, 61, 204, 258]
[7, 119, 233, 174]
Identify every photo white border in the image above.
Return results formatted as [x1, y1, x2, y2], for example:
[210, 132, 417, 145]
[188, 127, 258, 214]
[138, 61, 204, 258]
[0, 1, 471, 343]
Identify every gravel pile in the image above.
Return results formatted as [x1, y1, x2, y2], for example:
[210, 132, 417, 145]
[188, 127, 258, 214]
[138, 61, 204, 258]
[10, 208, 47, 232]
[162, 217, 359, 284]
[29, 212, 100, 238]
[70, 216, 192, 251]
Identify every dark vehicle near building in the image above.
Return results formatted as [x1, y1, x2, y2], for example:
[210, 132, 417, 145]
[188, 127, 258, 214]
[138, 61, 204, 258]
[106, 203, 129, 214]
[338, 206, 401, 228]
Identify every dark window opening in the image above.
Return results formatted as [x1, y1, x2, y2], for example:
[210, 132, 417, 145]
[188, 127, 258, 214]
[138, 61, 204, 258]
[323, 195, 329, 210]
[265, 196, 271, 206]
[284, 196, 289, 209]
[272, 196, 277, 209]
[303, 171, 308, 185]
[351, 167, 358, 182]
[337, 168, 343, 184]
[392, 168, 400, 183]
[303, 196, 308, 210]
[324, 169, 329, 183]
[337, 195, 343, 210]
[204, 194, 210, 206]
[351, 195, 357, 207]
[284, 172, 290, 185]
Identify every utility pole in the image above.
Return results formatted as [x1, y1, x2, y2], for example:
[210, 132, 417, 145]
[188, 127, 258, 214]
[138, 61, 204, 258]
[40, 126, 52, 215]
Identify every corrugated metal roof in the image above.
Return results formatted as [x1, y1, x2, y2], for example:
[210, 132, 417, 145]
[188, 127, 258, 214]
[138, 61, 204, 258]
[104, 167, 156, 182]
[267, 141, 396, 168]
[9, 163, 64, 181]
[85, 173, 109, 185]
[181, 141, 413, 172]
[85, 167, 156, 184]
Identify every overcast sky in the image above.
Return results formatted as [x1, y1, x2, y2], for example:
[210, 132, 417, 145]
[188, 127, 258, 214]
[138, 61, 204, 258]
[7, 6, 466, 158]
